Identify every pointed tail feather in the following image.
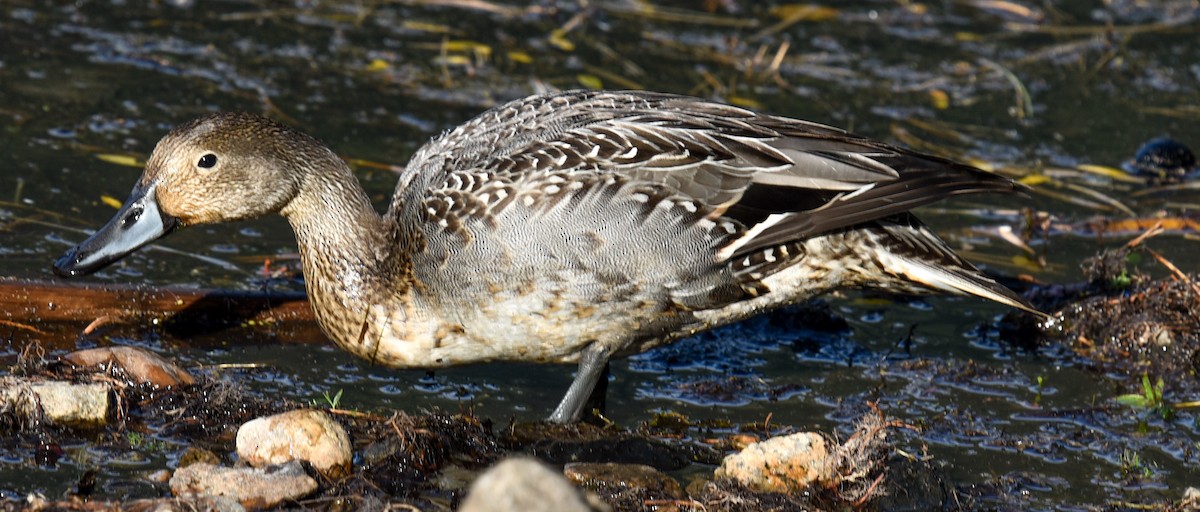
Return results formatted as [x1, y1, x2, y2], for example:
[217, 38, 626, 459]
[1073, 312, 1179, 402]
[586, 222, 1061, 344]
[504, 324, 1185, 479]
[865, 216, 1044, 317]
[874, 250, 1043, 316]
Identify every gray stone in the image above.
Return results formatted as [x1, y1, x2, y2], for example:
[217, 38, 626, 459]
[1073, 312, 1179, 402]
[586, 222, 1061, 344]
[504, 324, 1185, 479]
[170, 461, 317, 510]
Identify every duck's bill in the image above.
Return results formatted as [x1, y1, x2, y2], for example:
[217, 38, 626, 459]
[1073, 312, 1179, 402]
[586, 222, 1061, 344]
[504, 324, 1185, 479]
[53, 183, 179, 277]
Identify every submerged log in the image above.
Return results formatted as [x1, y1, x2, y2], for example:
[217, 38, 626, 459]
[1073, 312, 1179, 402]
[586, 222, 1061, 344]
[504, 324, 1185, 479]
[0, 278, 325, 349]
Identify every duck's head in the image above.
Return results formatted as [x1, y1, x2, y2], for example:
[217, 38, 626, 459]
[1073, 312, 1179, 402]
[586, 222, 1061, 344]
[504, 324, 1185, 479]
[53, 112, 315, 277]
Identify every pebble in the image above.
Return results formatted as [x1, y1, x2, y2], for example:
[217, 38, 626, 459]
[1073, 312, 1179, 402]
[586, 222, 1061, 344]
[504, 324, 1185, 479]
[236, 409, 352, 478]
[170, 460, 316, 510]
[715, 432, 832, 493]
[458, 457, 601, 512]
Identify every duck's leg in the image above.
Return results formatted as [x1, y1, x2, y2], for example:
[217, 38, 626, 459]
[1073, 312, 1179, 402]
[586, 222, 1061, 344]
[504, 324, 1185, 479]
[583, 361, 610, 420]
[548, 343, 612, 423]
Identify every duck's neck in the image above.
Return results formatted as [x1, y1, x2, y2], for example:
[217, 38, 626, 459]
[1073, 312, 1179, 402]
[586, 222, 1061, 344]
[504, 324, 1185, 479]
[279, 157, 412, 339]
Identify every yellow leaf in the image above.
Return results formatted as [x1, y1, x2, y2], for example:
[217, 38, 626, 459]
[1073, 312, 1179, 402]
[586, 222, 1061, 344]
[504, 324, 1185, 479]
[441, 41, 476, 52]
[95, 154, 142, 167]
[549, 29, 575, 52]
[442, 40, 492, 57]
[727, 96, 763, 110]
[1077, 164, 1143, 183]
[1018, 174, 1051, 186]
[963, 158, 996, 172]
[401, 21, 454, 34]
[929, 89, 950, 110]
[1010, 254, 1044, 272]
[576, 74, 603, 90]
[507, 51, 533, 64]
[100, 195, 123, 209]
[905, 3, 928, 15]
[366, 59, 390, 72]
[770, 4, 839, 21]
[441, 55, 472, 66]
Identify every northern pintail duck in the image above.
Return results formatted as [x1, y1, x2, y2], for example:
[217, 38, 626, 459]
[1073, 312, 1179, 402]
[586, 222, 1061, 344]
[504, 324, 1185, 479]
[55, 90, 1039, 422]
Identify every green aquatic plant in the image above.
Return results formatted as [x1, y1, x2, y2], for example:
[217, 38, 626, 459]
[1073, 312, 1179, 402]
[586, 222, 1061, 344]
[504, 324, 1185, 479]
[1106, 251, 1141, 290]
[324, 389, 344, 409]
[1118, 449, 1158, 480]
[311, 388, 344, 409]
[1108, 269, 1132, 290]
[1114, 373, 1172, 421]
[125, 431, 165, 452]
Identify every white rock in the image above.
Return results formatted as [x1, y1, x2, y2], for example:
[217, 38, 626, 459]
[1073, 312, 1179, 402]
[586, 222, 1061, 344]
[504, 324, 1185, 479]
[236, 409, 352, 478]
[0, 379, 110, 426]
[715, 432, 832, 493]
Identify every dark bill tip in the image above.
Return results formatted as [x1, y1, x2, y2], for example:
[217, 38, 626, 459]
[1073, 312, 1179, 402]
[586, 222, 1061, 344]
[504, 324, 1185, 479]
[52, 184, 179, 278]
[53, 248, 102, 278]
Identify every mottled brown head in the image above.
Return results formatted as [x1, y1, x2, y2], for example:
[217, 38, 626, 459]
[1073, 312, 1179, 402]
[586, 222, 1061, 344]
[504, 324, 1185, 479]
[145, 112, 317, 225]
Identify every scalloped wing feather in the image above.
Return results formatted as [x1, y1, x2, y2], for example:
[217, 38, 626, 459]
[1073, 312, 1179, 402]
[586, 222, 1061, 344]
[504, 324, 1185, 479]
[399, 90, 1023, 272]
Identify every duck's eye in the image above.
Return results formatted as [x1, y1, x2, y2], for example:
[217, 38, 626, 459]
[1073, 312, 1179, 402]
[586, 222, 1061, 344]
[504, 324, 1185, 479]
[197, 153, 218, 169]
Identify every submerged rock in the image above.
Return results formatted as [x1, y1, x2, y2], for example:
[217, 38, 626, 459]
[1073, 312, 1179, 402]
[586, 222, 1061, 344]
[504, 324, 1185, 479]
[458, 457, 602, 512]
[236, 409, 352, 478]
[169, 460, 317, 510]
[715, 432, 832, 493]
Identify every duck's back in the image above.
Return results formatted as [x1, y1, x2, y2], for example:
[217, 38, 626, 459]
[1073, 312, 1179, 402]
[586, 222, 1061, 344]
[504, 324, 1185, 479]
[383, 91, 1031, 362]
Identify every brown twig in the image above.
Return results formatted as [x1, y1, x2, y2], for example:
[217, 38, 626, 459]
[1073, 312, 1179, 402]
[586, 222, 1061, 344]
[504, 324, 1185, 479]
[1122, 221, 1164, 249]
[1144, 248, 1200, 298]
[851, 473, 888, 509]
[0, 319, 47, 335]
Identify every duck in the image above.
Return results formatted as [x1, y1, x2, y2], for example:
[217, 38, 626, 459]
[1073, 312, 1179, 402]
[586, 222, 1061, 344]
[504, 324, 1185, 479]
[54, 90, 1040, 423]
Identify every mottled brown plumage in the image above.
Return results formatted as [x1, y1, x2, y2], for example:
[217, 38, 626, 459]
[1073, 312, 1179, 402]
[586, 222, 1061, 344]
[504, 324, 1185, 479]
[54, 90, 1039, 423]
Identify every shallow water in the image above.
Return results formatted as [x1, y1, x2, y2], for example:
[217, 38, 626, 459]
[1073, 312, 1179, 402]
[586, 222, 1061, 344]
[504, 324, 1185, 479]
[2, 0, 1199, 508]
